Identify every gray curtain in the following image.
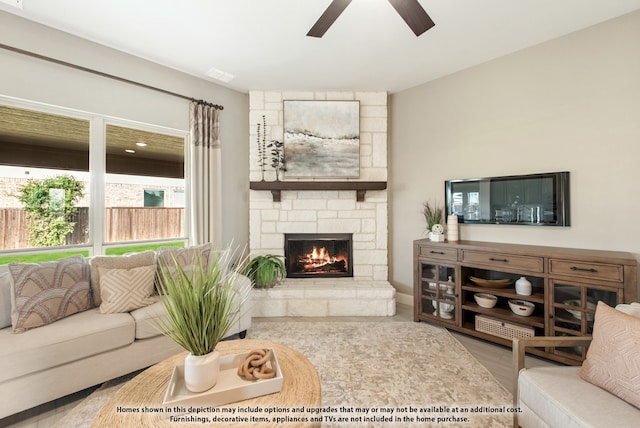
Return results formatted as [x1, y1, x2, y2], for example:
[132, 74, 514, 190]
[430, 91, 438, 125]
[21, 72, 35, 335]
[189, 102, 222, 246]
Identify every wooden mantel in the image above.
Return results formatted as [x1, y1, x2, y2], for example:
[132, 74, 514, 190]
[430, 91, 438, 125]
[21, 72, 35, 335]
[249, 181, 387, 202]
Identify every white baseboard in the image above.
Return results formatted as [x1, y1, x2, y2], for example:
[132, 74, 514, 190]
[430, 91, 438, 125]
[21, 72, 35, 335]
[395, 292, 413, 307]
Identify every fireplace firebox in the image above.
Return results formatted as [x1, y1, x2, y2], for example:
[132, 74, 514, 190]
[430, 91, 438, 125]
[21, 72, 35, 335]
[284, 233, 353, 278]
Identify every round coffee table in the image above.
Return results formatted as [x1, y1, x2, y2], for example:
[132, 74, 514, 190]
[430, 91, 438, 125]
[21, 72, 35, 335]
[91, 339, 321, 427]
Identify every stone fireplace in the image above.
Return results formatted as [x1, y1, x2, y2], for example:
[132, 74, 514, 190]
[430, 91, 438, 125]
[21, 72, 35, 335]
[248, 90, 395, 317]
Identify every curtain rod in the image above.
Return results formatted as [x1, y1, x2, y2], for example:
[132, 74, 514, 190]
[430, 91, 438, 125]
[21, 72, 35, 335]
[0, 43, 223, 110]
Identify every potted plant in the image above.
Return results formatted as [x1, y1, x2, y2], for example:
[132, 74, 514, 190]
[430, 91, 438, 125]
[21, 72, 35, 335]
[242, 254, 286, 288]
[423, 200, 445, 241]
[156, 247, 251, 393]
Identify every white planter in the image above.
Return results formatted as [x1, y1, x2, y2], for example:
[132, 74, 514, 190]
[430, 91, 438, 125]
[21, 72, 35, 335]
[184, 350, 221, 393]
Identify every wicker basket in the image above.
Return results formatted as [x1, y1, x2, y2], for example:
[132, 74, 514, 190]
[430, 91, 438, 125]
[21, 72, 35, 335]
[475, 315, 534, 340]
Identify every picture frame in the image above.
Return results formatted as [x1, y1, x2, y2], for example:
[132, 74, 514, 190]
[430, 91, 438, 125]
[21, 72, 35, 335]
[283, 100, 360, 178]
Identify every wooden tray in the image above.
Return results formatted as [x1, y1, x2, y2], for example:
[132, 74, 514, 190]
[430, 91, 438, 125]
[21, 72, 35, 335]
[163, 349, 282, 408]
[469, 276, 514, 288]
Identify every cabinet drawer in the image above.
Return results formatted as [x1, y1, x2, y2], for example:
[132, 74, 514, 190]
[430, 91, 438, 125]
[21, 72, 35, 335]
[549, 259, 624, 283]
[461, 250, 544, 273]
[419, 246, 458, 262]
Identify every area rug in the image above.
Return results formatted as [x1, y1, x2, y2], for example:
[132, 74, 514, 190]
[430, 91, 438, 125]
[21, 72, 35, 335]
[55, 321, 513, 427]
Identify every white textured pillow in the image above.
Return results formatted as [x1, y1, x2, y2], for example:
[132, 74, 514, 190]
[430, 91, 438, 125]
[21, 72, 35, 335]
[0, 272, 12, 329]
[90, 251, 155, 306]
[98, 265, 157, 314]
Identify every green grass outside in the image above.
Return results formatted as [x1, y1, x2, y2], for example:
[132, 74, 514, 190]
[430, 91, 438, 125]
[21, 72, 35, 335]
[0, 250, 90, 265]
[0, 241, 185, 265]
[104, 241, 185, 255]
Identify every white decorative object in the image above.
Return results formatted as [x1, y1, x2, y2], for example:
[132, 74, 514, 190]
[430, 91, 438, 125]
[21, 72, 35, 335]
[474, 293, 498, 308]
[165, 349, 283, 407]
[184, 350, 221, 393]
[508, 299, 535, 316]
[446, 214, 459, 242]
[429, 223, 445, 242]
[515, 276, 532, 296]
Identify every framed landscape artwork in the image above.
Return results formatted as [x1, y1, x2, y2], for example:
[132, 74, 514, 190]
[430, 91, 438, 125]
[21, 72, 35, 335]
[283, 100, 360, 178]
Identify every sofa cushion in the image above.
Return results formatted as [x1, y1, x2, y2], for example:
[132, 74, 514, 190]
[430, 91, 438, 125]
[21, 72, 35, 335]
[98, 265, 157, 314]
[577, 301, 640, 409]
[0, 272, 11, 329]
[615, 302, 640, 318]
[519, 366, 640, 428]
[90, 251, 155, 306]
[9, 255, 91, 332]
[129, 298, 168, 339]
[0, 308, 134, 383]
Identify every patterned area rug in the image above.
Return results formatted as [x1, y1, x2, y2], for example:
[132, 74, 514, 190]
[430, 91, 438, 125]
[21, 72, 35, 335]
[56, 321, 512, 427]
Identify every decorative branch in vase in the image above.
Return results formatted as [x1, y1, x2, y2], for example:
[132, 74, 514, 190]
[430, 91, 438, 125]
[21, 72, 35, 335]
[268, 139, 286, 182]
[256, 115, 267, 181]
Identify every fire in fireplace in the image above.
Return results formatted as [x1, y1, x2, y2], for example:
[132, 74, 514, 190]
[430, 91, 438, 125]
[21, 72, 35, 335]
[284, 233, 353, 278]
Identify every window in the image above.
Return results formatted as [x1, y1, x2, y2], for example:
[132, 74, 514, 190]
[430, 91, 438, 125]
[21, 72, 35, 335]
[0, 104, 91, 251]
[104, 124, 186, 244]
[0, 98, 188, 260]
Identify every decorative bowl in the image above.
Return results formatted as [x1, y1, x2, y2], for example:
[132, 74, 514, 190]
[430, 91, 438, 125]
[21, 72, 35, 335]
[469, 276, 514, 288]
[474, 293, 498, 308]
[508, 299, 535, 316]
[564, 300, 596, 321]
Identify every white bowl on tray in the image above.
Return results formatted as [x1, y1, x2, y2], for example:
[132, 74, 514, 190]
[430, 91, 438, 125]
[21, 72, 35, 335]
[474, 293, 498, 308]
[508, 299, 535, 316]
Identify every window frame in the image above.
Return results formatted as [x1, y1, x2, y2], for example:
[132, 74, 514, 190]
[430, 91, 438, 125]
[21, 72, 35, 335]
[0, 95, 190, 261]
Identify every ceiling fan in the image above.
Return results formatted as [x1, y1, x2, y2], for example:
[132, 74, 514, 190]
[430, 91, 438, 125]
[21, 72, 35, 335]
[307, 0, 435, 38]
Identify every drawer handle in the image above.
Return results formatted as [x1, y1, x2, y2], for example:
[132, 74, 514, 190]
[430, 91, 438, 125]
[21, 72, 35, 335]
[489, 257, 509, 263]
[430, 251, 445, 255]
[570, 266, 598, 273]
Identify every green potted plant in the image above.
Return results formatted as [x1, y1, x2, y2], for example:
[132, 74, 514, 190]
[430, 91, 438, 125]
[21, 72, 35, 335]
[156, 247, 251, 392]
[423, 200, 445, 241]
[243, 254, 286, 288]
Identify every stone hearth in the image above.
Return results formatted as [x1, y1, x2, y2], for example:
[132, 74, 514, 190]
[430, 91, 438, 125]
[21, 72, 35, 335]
[251, 279, 396, 317]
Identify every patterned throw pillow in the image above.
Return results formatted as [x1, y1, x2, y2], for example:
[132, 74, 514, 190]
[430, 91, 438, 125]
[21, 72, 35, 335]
[98, 265, 157, 314]
[9, 255, 91, 333]
[577, 301, 640, 409]
[89, 251, 155, 306]
[156, 244, 213, 292]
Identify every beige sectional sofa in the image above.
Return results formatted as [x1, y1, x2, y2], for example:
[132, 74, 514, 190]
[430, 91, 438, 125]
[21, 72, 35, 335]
[514, 302, 640, 428]
[0, 245, 252, 419]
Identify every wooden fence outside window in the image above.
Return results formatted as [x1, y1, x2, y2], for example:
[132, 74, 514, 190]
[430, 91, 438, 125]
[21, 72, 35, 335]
[0, 207, 184, 250]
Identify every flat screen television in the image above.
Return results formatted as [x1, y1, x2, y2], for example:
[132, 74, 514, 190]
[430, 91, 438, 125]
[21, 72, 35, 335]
[445, 171, 570, 226]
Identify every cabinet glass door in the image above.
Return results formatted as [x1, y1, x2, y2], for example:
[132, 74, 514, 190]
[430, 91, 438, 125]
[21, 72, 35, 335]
[419, 262, 457, 324]
[550, 280, 621, 360]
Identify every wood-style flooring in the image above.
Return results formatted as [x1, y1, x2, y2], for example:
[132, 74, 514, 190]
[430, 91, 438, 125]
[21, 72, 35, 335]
[0, 303, 558, 427]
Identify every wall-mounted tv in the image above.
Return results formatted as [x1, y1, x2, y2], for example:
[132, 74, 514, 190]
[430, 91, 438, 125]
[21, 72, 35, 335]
[445, 172, 570, 226]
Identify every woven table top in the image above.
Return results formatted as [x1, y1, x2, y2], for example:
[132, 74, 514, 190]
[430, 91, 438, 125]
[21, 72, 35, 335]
[91, 339, 321, 427]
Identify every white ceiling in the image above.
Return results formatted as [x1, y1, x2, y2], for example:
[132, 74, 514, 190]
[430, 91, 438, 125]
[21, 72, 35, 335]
[2, 0, 640, 94]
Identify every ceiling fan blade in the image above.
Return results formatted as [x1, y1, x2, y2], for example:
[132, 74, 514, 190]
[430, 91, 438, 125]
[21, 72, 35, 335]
[388, 0, 435, 36]
[307, 0, 352, 38]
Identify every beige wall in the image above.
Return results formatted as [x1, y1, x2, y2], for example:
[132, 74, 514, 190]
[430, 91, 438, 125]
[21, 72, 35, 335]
[389, 10, 640, 296]
[0, 11, 249, 248]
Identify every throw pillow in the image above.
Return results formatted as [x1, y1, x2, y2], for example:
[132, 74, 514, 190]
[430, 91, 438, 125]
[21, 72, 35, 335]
[98, 265, 157, 314]
[8, 255, 91, 333]
[156, 243, 213, 292]
[0, 272, 12, 329]
[90, 250, 155, 306]
[577, 301, 640, 409]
